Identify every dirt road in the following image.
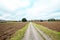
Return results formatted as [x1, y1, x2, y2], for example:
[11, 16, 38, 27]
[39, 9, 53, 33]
[22, 22, 52, 40]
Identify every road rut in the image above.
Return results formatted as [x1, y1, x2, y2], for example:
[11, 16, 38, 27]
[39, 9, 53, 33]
[22, 22, 52, 40]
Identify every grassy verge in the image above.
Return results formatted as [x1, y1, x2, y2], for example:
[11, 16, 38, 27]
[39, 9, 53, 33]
[10, 23, 29, 40]
[33, 23, 60, 40]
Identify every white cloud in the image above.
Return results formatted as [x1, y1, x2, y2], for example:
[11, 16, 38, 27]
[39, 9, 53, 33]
[2, 13, 11, 17]
[0, 17, 5, 20]
[0, 0, 60, 20]
[0, 13, 13, 20]
[23, 0, 60, 20]
[47, 12, 60, 17]
[0, 0, 31, 11]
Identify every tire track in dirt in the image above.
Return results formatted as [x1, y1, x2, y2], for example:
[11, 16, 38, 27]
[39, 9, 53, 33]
[22, 22, 43, 40]
[34, 25, 52, 40]
[22, 22, 52, 40]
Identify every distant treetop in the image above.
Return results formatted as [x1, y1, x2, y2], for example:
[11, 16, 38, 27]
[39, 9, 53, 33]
[22, 18, 27, 22]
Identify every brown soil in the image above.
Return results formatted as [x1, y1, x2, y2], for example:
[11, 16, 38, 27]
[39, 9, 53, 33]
[0, 22, 28, 40]
[35, 21, 60, 32]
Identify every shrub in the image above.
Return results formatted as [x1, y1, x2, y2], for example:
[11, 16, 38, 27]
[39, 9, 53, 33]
[22, 18, 27, 22]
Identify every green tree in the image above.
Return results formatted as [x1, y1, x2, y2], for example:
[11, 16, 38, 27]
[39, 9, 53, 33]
[48, 18, 55, 21]
[40, 20, 43, 22]
[22, 18, 27, 22]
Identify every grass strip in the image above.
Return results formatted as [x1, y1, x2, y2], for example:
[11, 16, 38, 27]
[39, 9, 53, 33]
[10, 23, 29, 40]
[33, 23, 60, 40]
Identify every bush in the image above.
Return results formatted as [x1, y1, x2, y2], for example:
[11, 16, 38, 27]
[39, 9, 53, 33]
[48, 18, 55, 21]
[22, 18, 27, 22]
[40, 20, 43, 22]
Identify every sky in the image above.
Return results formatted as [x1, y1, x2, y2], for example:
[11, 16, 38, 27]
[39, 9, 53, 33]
[0, 0, 60, 20]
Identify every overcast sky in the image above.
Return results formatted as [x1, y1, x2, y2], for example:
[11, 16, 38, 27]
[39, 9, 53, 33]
[0, 0, 60, 20]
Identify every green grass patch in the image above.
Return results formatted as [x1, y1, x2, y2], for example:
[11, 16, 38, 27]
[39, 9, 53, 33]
[10, 23, 29, 40]
[33, 23, 60, 40]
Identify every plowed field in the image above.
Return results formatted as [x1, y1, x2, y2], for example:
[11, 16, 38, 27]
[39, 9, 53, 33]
[35, 22, 60, 32]
[0, 22, 27, 40]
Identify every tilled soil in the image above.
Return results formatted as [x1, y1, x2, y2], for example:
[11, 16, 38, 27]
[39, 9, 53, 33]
[35, 21, 60, 32]
[0, 22, 27, 40]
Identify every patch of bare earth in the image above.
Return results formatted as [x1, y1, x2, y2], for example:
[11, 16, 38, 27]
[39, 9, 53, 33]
[0, 22, 27, 40]
[35, 21, 60, 32]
